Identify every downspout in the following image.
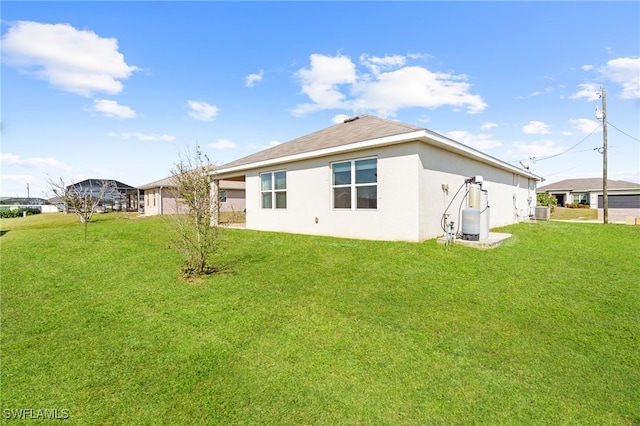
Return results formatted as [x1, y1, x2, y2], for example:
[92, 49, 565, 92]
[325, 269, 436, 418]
[159, 186, 163, 215]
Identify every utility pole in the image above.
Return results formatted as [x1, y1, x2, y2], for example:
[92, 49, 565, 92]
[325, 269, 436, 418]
[600, 86, 608, 224]
[27, 183, 30, 203]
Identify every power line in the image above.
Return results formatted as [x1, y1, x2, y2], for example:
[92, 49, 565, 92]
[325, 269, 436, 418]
[534, 122, 602, 162]
[508, 123, 602, 166]
[606, 120, 640, 143]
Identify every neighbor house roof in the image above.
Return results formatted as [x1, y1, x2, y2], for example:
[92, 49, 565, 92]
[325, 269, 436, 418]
[138, 176, 175, 190]
[213, 115, 539, 180]
[537, 178, 640, 192]
[138, 176, 245, 190]
[68, 179, 135, 191]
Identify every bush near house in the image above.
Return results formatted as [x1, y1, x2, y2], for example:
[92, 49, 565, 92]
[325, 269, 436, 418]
[566, 202, 590, 209]
[1, 214, 638, 424]
[536, 193, 558, 212]
[0, 207, 41, 218]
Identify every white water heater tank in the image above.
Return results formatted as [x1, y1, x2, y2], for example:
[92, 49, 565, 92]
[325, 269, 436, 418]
[462, 207, 480, 241]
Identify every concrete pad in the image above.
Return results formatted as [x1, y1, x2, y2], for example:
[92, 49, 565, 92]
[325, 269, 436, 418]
[436, 232, 512, 249]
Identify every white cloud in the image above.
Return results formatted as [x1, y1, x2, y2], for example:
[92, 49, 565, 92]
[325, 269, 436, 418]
[571, 83, 600, 101]
[1, 21, 138, 97]
[292, 53, 486, 117]
[245, 69, 264, 87]
[480, 122, 498, 130]
[600, 56, 640, 99]
[582, 65, 594, 71]
[360, 54, 407, 75]
[0, 174, 39, 197]
[569, 118, 600, 134]
[444, 131, 502, 151]
[530, 87, 553, 97]
[1, 174, 36, 183]
[110, 132, 175, 142]
[92, 99, 136, 119]
[522, 121, 551, 135]
[292, 54, 357, 115]
[268, 140, 281, 148]
[188, 100, 219, 121]
[209, 139, 236, 150]
[1, 153, 70, 170]
[503, 139, 565, 162]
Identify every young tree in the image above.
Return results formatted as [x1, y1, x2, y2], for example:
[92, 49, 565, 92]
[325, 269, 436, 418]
[47, 177, 119, 238]
[169, 145, 222, 277]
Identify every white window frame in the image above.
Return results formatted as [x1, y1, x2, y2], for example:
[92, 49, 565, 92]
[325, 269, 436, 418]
[331, 157, 377, 210]
[260, 170, 287, 209]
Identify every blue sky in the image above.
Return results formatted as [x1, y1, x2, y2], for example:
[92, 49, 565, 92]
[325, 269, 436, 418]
[2, 1, 639, 198]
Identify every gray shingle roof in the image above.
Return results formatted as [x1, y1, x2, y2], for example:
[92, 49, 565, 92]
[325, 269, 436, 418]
[137, 176, 175, 190]
[537, 178, 640, 192]
[217, 115, 422, 171]
[138, 176, 245, 191]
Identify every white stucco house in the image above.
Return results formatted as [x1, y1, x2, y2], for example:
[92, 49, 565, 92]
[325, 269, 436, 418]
[210, 115, 540, 242]
[537, 178, 640, 222]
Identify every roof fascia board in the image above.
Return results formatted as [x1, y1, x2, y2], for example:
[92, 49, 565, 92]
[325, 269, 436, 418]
[213, 129, 540, 180]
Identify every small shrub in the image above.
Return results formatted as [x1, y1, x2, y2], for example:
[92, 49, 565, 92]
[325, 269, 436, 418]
[0, 208, 41, 218]
[537, 193, 558, 212]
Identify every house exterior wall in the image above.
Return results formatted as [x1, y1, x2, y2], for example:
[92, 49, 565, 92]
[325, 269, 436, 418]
[143, 188, 179, 216]
[220, 189, 246, 212]
[244, 141, 535, 242]
[245, 144, 422, 241]
[417, 144, 535, 240]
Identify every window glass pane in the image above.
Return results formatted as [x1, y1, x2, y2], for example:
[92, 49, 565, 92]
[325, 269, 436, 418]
[355, 158, 377, 184]
[219, 190, 227, 203]
[262, 192, 272, 209]
[275, 191, 287, 209]
[274, 171, 286, 190]
[333, 187, 351, 209]
[261, 173, 272, 191]
[332, 162, 351, 185]
[357, 186, 377, 209]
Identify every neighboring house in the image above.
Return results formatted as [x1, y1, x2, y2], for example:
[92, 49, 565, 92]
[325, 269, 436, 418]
[48, 197, 66, 212]
[537, 178, 640, 221]
[0, 197, 59, 213]
[210, 115, 540, 242]
[66, 179, 138, 212]
[138, 176, 245, 216]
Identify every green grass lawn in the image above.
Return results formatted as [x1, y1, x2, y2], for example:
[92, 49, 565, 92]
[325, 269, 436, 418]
[1, 213, 639, 424]
[551, 207, 599, 221]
